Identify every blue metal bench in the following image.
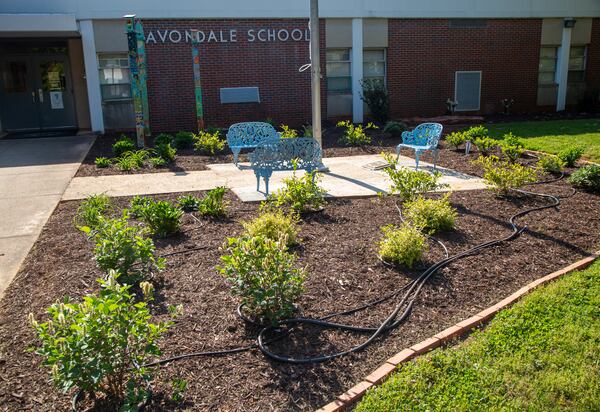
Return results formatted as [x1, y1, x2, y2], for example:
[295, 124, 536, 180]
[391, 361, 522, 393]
[396, 122, 443, 170]
[226, 122, 280, 166]
[249, 137, 322, 194]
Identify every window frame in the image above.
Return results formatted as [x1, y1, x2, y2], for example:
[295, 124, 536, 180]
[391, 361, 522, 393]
[362, 47, 387, 88]
[567, 45, 587, 83]
[538, 46, 558, 85]
[97, 52, 133, 103]
[454, 70, 482, 112]
[326, 48, 352, 94]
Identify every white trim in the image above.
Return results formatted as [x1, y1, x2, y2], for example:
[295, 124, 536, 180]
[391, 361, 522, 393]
[454, 70, 482, 112]
[0, 13, 77, 33]
[556, 23, 572, 111]
[79, 19, 105, 133]
[351, 18, 363, 123]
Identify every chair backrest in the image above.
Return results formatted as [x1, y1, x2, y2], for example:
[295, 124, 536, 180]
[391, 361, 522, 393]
[226, 122, 280, 147]
[250, 137, 321, 171]
[405, 123, 443, 147]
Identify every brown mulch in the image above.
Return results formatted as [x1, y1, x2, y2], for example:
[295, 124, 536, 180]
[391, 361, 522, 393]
[0, 178, 599, 410]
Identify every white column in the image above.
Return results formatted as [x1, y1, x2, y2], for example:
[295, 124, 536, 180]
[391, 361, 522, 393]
[556, 20, 572, 112]
[79, 19, 105, 133]
[351, 18, 363, 123]
[309, 0, 322, 148]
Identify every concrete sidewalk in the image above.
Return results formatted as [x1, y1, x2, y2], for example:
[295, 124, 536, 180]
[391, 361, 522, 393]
[0, 135, 95, 297]
[63, 154, 486, 201]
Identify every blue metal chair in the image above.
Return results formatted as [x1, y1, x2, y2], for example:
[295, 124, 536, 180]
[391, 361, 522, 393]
[226, 122, 280, 166]
[396, 122, 443, 170]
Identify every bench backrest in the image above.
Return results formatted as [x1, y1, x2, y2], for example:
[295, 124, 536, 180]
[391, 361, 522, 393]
[250, 138, 321, 171]
[403, 122, 443, 147]
[226, 122, 280, 148]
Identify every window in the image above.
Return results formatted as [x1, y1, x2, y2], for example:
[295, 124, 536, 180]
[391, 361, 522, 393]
[538, 47, 557, 85]
[538, 46, 587, 85]
[326, 49, 351, 93]
[455, 71, 481, 111]
[449, 19, 487, 29]
[363, 49, 386, 85]
[568, 46, 586, 83]
[98, 53, 132, 101]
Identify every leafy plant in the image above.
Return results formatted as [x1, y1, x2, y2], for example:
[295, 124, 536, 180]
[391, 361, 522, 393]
[381, 152, 447, 201]
[302, 124, 313, 137]
[150, 156, 167, 167]
[242, 209, 299, 247]
[568, 164, 600, 193]
[404, 194, 457, 234]
[139, 200, 183, 237]
[218, 235, 306, 324]
[445, 131, 466, 150]
[174, 131, 194, 149]
[95, 157, 111, 168]
[154, 133, 173, 146]
[464, 125, 489, 141]
[474, 137, 497, 156]
[558, 146, 585, 167]
[177, 194, 201, 212]
[112, 136, 136, 157]
[360, 78, 389, 123]
[383, 121, 407, 137]
[474, 155, 538, 195]
[114, 150, 149, 171]
[265, 169, 326, 214]
[502, 132, 524, 148]
[501, 144, 524, 163]
[75, 194, 113, 229]
[537, 155, 564, 175]
[336, 120, 378, 146]
[378, 224, 427, 268]
[29, 272, 172, 406]
[265, 117, 275, 127]
[279, 124, 298, 138]
[128, 195, 153, 218]
[170, 378, 188, 403]
[198, 186, 228, 217]
[194, 130, 226, 155]
[154, 143, 176, 163]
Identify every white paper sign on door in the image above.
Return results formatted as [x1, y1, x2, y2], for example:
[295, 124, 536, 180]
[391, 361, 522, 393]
[50, 91, 64, 109]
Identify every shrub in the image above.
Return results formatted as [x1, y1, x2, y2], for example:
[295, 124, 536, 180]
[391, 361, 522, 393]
[502, 132, 524, 148]
[501, 144, 524, 163]
[265, 117, 275, 126]
[302, 124, 313, 137]
[95, 157, 111, 168]
[474, 137, 497, 156]
[140, 200, 183, 237]
[218, 235, 306, 324]
[29, 272, 172, 406]
[177, 194, 201, 212]
[474, 155, 538, 195]
[383, 121, 407, 137]
[568, 164, 600, 192]
[128, 195, 153, 218]
[75, 194, 113, 229]
[279, 124, 298, 138]
[558, 146, 585, 167]
[242, 210, 299, 247]
[337, 120, 378, 146]
[198, 186, 228, 217]
[265, 169, 326, 214]
[112, 136, 136, 157]
[194, 130, 226, 155]
[174, 131, 194, 148]
[83, 217, 165, 282]
[378, 224, 427, 268]
[154, 133, 173, 146]
[404, 194, 457, 234]
[537, 155, 564, 174]
[445, 131, 466, 150]
[464, 125, 489, 141]
[381, 152, 447, 201]
[150, 156, 167, 167]
[360, 78, 389, 123]
[115, 150, 149, 171]
[154, 143, 176, 163]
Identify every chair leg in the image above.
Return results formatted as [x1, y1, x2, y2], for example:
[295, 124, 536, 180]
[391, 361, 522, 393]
[232, 148, 241, 166]
[433, 149, 439, 170]
[265, 176, 270, 195]
[415, 151, 420, 170]
[256, 175, 260, 192]
[395, 146, 401, 163]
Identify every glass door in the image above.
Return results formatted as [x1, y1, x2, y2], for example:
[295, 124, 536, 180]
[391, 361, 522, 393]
[0, 57, 41, 131]
[35, 56, 76, 129]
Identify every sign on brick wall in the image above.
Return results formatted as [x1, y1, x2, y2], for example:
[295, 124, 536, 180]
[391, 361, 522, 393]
[145, 28, 310, 44]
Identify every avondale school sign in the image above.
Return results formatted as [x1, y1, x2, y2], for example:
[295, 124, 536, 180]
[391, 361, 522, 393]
[145, 28, 310, 44]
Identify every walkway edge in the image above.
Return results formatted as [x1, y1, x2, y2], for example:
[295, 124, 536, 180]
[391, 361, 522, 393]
[315, 251, 600, 412]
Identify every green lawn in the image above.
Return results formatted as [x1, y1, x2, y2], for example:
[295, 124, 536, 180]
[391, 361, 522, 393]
[485, 118, 600, 163]
[356, 260, 600, 412]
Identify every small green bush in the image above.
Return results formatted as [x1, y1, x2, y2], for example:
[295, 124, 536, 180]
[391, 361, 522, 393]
[177, 194, 201, 212]
[128, 195, 153, 218]
[501, 144, 524, 163]
[337, 120, 378, 146]
[558, 146, 585, 167]
[154, 143, 176, 163]
[474, 155, 538, 195]
[378, 224, 427, 268]
[174, 131, 194, 148]
[265, 169, 327, 214]
[464, 125, 489, 141]
[75, 194, 113, 229]
[29, 272, 172, 406]
[502, 132, 524, 148]
[302, 124, 313, 137]
[445, 131, 466, 150]
[474, 137, 497, 155]
[112, 136, 136, 157]
[381, 152, 447, 201]
[279, 124, 298, 138]
[537, 155, 564, 174]
[95, 157, 111, 168]
[218, 235, 306, 324]
[568, 164, 600, 192]
[114, 150, 149, 171]
[242, 210, 299, 247]
[154, 133, 173, 146]
[150, 156, 167, 167]
[139, 200, 183, 237]
[360, 78, 389, 123]
[404, 194, 457, 234]
[194, 130, 226, 155]
[198, 186, 228, 217]
[383, 121, 407, 137]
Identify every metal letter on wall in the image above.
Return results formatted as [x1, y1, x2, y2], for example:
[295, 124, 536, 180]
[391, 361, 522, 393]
[126, 16, 151, 147]
[191, 31, 205, 131]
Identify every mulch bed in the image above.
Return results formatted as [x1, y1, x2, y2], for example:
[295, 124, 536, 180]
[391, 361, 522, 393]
[1, 175, 599, 410]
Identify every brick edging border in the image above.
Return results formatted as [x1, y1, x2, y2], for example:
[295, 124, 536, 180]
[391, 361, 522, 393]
[316, 251, 600, 412]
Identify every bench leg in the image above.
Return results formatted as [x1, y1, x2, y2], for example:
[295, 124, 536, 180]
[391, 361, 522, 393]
[395, 145, 401, 163]
[232, 147, 241, 166]
[415, 151, 420, 170]
[256, 174, 261, 192]
[264, 176, 270, 195]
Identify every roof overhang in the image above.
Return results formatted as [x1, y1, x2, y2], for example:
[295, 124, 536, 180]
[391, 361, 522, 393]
[0, 14, 79, 37]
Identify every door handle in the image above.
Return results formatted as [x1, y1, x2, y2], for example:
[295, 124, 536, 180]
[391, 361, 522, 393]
[38, 89, 44, 103]
[32, 91, 36, 103]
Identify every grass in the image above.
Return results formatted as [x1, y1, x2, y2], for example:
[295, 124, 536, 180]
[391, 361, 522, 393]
[356, 259, 600, 412]
[486, 118, 600, 163]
